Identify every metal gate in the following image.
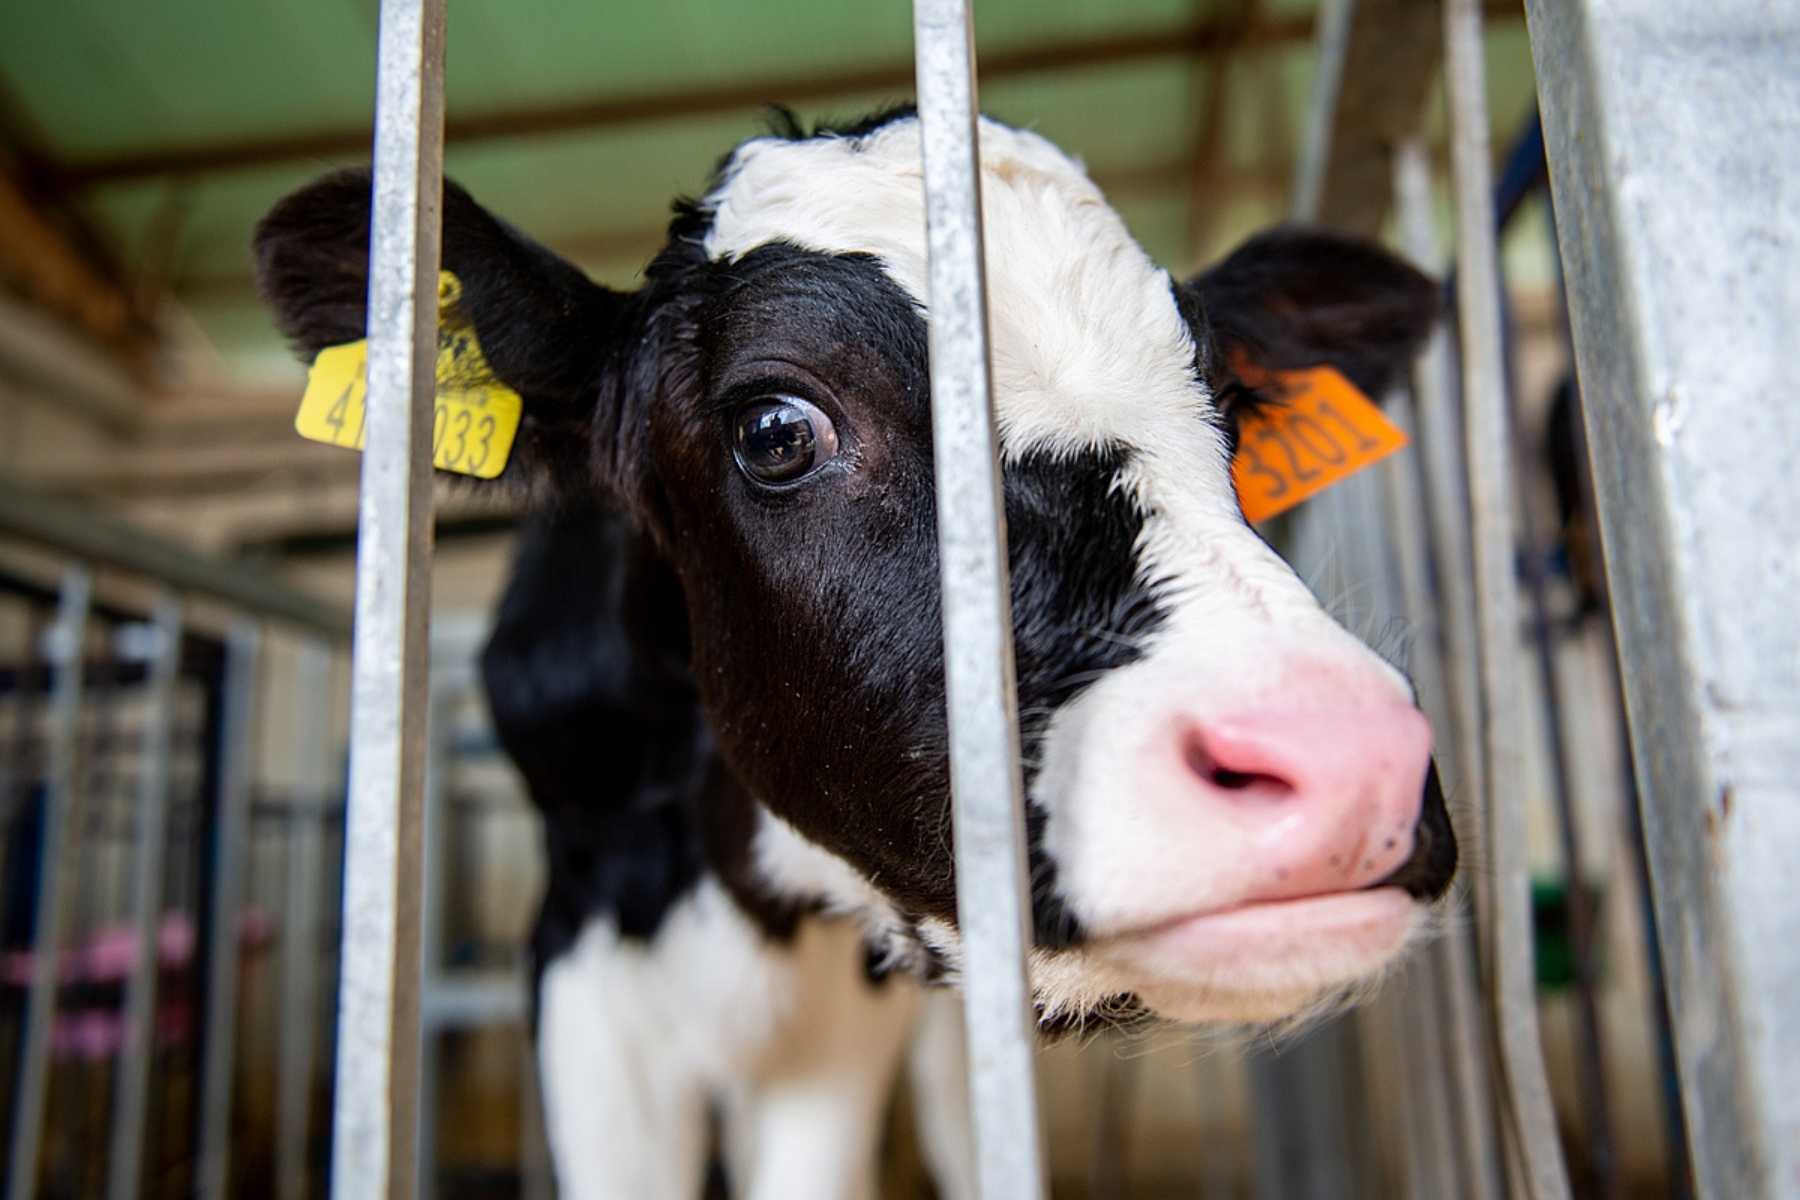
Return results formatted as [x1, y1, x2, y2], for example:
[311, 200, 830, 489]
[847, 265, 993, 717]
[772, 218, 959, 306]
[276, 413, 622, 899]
[2, 0, 1794, 1196]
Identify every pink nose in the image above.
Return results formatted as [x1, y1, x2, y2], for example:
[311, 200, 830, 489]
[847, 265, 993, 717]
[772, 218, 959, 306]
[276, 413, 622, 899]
[1177, 703, 1433, 902]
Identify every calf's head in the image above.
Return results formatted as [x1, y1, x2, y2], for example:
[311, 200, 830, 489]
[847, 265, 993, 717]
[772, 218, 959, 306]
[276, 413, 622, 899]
[257, 111, 1455, 1027]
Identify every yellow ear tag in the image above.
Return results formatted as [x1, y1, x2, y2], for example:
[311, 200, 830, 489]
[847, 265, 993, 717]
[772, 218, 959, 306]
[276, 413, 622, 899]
[1230, 365, 1409, 524]
[293, 271, 523, 480]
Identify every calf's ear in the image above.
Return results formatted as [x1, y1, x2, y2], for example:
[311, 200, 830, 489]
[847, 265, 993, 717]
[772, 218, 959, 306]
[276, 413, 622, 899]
[1184, 227, 1439, 409]
[253, 168, 637, 495]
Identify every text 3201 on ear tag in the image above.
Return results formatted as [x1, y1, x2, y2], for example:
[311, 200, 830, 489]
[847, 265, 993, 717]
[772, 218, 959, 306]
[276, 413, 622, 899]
[1230, 366, 1408, 523]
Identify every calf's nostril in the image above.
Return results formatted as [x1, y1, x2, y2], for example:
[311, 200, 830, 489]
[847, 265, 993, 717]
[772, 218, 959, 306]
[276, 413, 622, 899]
[1181, 726, 1298, 798]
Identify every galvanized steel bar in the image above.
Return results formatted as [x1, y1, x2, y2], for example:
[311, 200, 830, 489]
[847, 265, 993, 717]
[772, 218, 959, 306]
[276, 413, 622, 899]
[1523, 2, 1800, 1194]
[329, 0, 444, 1195]
[415, 683, 452, 1195]
[3, 568, 91, 1200]
[195, 621, 261, 1200]
[1443, 1, 1570, 1195]
[911, 1, 1048, 1195]
[0, 477, 350, 639]
[1392, 133, 1505, 1200]
[278, 642, 334, 1200]
[106, 593, 184, 1200]
[1289, 0, 1353, 224]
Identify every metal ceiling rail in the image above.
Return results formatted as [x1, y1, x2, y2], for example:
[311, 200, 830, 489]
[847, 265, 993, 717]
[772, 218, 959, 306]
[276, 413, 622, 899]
[912, 0, 1047, 1196]
[0, 476, 353, 639]
[327, 1, 444, 1199]
[1525, 2, 1800, 1195]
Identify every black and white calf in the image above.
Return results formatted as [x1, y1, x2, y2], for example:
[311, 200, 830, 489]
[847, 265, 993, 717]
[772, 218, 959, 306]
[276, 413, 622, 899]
[256, 109, 1456, 1197]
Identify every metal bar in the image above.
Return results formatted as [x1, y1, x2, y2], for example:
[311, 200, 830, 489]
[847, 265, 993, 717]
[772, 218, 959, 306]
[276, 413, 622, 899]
[911, 2, 1047, 1196]
[416, 683, 452, 1199]
[1289, 0, 1444, 236]
[1392, 133, 1506, 1200]
[105, 593, 184, 1200]
[1290, 0, 1353, 224]
[3, 568, 91, 1200]
[1442, 2, 1570, 1195]
[1247, 1022, 1370, 1200]
[195, 621, 261, 1200]
[0, 477, 351, 639]
[1541, 201, 1695, 1197]
[1496, 214, 1617, 1198]
[278, 642, 335, 1200]
[1524, 2, 1800, 1194]
[1368, 377, 1465, 1200]
[1392, 960, 1459, 1200]
[329, 0, 444, 1195]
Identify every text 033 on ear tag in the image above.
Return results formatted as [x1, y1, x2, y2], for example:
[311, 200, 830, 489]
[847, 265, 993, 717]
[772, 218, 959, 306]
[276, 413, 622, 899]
[1230, 366, 1408, 523]
[293, 271, 523, 480]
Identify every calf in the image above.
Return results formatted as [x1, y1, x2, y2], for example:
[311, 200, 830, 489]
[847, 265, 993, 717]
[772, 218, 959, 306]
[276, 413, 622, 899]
[256, 108, 1456, 1198]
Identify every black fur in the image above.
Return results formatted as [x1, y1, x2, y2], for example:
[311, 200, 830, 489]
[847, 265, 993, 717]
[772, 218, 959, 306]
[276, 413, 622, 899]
[256, 115, 1454, 1024]
[253, 169, 636, 497]
[1181, 226, 1439, 444]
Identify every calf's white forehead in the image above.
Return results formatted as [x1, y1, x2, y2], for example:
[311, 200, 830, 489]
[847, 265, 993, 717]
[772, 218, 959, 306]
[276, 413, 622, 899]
[702, 117, 1231, 479]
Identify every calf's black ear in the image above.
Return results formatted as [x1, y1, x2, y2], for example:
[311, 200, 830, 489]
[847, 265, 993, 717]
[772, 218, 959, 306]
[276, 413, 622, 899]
[1184, 227, 1439, 407]
[253, 168, 634, 493]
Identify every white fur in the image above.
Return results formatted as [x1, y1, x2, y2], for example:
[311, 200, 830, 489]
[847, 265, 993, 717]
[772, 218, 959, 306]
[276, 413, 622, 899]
[537, 882, 923, 1199]
[703, 117, 1424, 1022]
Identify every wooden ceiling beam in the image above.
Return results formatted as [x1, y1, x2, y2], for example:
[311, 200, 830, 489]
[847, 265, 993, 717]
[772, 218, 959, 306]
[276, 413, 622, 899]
[60, 14, 1322, 189]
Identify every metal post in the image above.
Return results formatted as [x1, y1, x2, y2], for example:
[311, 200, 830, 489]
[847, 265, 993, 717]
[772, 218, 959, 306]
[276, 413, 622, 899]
[416, 683, 453, 1200]
[278, 642, 335, 1200]
[1524, 2, 1800, 1195]
[910, 1, 1047, 1196]
[106, 593, 184, 1200]
[1392, 134, 1505, 1200]
[3, 568, 91, 1200]
[1443, 1, 1571, 1196]
[195, 622, 261, 1200]
[330, 0, 444, 1195]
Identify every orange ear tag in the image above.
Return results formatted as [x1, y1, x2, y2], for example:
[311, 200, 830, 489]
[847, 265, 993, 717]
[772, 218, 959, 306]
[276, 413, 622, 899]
[1229, 365, 1408, 523]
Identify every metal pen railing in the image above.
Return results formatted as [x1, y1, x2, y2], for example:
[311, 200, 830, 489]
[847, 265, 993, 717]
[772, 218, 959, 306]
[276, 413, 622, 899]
[6, 0, 1790, 1196]
[911, 0, 1048, 1195]
[326, 1, 445, 1197]
[1525, 2, 1800, 1195]
[4, 569, 91, 1200]
[104, 592, 182, 1200]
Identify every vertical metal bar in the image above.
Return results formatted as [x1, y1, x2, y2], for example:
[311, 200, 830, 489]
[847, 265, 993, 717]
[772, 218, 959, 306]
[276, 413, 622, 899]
[330, 0, 444, 1195]
[1289, 0, 1354, 223]
[3, 568, 91, 1200]
[1390, 961, 1459, 1200]
[911, 2, 1047, 1196]
[1524, 2, 1800, 1194]
[278, 642, 335, 1200]
[106, 593, 183, 1200]
[1247, 1025, 1367, 1200]
[1443, 2, 1570, 1196]
[1392, 134, 1505, 1200]
[415, 684, 453, 1200]
[1499, 238, 1618, 1200]
[195, 621, 261, 1200]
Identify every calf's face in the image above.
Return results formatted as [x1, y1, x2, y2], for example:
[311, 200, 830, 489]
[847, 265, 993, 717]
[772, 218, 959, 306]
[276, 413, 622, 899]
[257, 112, 1455, 1028]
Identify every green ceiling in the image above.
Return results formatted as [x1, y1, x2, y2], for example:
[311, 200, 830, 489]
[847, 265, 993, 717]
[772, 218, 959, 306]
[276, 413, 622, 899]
[0, 1, 1542, 392]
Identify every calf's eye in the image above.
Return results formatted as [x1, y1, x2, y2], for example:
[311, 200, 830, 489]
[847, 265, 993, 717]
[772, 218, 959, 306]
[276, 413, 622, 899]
[732, 395, 839, 485]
